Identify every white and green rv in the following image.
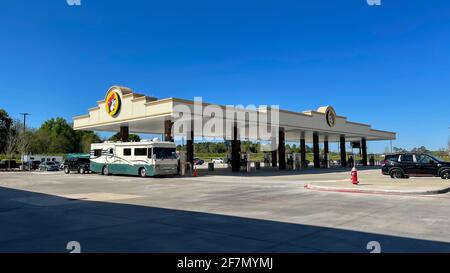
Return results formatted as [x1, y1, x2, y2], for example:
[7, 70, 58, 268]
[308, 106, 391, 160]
[90, 139, 178, 177]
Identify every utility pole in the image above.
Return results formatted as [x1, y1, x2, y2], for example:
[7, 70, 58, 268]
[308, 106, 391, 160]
[19, 113, 30, 170]
[448, 127, 450, 157]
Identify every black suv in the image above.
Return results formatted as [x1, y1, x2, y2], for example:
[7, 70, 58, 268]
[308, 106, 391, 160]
[63, 158, 91, 174]
[382, 153, 450, 179]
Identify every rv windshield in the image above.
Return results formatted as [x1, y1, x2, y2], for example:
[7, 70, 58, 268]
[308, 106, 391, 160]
[151, 148, 177, 159]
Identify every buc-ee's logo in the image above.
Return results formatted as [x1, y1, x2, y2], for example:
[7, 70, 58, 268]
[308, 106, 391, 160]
[105, 91, 121, 117]
[326, 107, 337, 127]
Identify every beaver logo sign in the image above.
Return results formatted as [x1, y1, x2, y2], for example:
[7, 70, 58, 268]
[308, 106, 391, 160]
[326, 107, 336, 127]
[105, 90, 121, 117]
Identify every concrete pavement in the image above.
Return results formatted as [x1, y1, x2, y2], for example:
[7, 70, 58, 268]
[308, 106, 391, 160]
[305, 173, 450, 195]
[1, 168, 450, 253]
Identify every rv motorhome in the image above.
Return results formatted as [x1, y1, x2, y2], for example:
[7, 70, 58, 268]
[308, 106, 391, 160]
[90, 139, 178, 177]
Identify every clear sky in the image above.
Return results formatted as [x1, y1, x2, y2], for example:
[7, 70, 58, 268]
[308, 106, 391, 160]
[1, 0, 449, 152]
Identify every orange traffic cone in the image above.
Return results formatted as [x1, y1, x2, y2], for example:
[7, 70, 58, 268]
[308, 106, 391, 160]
[193, 165, 198, 177]
[351, 167, 359, 185]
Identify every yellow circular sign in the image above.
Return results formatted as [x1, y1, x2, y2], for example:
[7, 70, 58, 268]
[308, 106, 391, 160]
[105, 91, 121, 117]
[326, 107, 336, 127]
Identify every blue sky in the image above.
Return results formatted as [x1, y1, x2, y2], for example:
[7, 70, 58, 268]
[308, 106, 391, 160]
[1, 0, 449, 152]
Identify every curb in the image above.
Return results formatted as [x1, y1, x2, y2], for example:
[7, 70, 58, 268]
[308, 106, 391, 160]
[304, 184, 450, 196]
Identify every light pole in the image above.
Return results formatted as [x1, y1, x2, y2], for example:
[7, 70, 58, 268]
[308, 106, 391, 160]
[448, 127, 450, 157]
[19, 113, 30, 170]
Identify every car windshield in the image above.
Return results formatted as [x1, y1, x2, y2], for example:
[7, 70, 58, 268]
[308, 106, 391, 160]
[46, 162, 56, 166]
[151, 148, 177, 159]
[385, 155, 399, 162]
[431, 155, 445, 162]
[418, 154, 441, 163]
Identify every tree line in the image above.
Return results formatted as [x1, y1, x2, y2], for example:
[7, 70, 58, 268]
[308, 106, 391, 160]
[0, 109, 102, 158]
[177, 141, 314, 154]
[0, 109, 146, 160]
[393, 146, 449, 158]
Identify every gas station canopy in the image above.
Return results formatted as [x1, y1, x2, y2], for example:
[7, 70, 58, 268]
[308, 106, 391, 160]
[73, 86, 396, 143]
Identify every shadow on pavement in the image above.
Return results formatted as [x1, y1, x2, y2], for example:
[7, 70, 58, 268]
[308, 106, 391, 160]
[0, 185, 449, 253]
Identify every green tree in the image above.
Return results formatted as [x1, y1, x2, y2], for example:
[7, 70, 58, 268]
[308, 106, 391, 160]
[79, 131, 102, 153]
[17, 128, 33, 157]
[410, 146, 430, 154]
[393, 147, 408, 153]
[29, 117, 100, 154]
[241, 141, 258, 153]
[109, 133, 141, 142]
[5, 120, 20, 168]
[291, 144, 298, 153]
[0, 109, 13, 154]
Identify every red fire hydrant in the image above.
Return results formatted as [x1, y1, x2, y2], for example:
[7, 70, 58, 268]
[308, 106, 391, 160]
[351, 167, 359, 185]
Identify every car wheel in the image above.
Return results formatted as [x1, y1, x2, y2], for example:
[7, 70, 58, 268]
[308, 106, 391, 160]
[102, 166, 109, 176]
[64, 166, 70, 174]
[79, 167, 85, 174]
[139, 167, 147, 178]
[390, 169, 404, 179]
[441, 170, 450, 180]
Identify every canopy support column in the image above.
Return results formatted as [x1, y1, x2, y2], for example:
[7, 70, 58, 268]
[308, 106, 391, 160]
[324, 139, 329, 168]
[186, 130, 194, 171]
[120, 126, 129, 142]
[300, 136, 306, 168]
[278, 128, 286, 170]
[340, 135, 347, 167]
[231, 125, 241, 172]
[313, 133, 320, 168]
[362, 137, 368, 166]
[164, 120, 174, 142]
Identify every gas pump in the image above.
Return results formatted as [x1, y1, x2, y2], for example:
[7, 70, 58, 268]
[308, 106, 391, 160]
[293, 153, 300, 170]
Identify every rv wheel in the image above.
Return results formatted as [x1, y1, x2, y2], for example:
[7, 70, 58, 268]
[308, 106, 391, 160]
[139, 167, 147, 178]
[102, 166, 109, 176]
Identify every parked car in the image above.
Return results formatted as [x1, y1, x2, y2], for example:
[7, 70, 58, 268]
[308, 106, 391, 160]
[63, 158, 91, 174]
[39, 161, 60, 172]
[212, 158, 224, 164]
[382, 153, 450, 179]
[194, 158, 205, 166]
[31, 161, 42, 170]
